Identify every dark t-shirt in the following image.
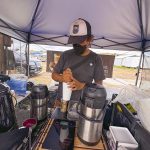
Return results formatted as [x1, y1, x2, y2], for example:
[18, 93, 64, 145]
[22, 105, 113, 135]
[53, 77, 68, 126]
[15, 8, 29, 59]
[53, 49, 105, 101]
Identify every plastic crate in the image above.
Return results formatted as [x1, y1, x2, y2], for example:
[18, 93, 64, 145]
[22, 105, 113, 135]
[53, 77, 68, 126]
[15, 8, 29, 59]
[109, 126, 138, 150]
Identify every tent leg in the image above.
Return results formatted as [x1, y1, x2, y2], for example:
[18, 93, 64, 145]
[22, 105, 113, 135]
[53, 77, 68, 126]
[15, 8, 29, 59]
[135, 52, 143, 86]
[25, 43, 30, 77]
[27, 44, 30, 77]
[20, 41, 23, 70]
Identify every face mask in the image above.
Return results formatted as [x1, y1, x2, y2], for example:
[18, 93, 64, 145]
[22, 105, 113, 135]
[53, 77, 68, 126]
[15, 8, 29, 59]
[73, 44, 87, 55]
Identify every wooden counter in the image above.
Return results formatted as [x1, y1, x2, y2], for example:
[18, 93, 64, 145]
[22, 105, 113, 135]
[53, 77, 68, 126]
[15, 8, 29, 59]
[73, 129, 106, 150]
[33, 109, 106, 150]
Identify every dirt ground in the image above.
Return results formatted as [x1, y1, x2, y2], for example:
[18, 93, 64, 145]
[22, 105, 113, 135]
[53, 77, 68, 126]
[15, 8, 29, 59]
[28, 62, 51, 85]
[113, 66, 137, 80]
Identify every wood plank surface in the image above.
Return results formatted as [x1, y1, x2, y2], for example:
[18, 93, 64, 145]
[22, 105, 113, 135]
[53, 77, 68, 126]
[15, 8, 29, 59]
[74, 136, 105, 150]
[74, 128, 105, 150]
[74, 148, 94, 150]
[34, 119, 54, 150]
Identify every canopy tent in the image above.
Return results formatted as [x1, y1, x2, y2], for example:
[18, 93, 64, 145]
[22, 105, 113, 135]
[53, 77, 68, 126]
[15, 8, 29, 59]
[1, 0, 150, 50]
[0, 0, 150, 85]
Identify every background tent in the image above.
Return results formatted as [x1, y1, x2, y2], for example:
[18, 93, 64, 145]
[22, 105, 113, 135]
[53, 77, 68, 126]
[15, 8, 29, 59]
[114, 54, 141, 68]
[0, 0, 150, 86]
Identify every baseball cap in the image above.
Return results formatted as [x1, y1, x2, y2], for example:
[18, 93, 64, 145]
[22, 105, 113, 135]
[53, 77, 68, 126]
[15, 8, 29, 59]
[68, 18, 92, 44]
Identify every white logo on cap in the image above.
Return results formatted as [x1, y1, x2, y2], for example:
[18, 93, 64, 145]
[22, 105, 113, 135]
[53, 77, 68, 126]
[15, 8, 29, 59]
[89, 63, 93, 66]
[73, 25, 79, 34]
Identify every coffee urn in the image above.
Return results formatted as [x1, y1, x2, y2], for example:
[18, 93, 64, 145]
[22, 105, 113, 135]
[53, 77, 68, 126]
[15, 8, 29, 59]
[31, 84, 48, 121]
[77, 83, 107, 145]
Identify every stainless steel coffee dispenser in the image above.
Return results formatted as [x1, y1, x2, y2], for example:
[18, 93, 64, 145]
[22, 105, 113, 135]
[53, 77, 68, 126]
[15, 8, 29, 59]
[77, 83, 107, 145]
[30, 84, 48, 121]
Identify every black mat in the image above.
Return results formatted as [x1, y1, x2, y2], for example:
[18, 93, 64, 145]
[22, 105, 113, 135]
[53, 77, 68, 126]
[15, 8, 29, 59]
[42, 119, 76, 150]
[0, 128, 28, 150]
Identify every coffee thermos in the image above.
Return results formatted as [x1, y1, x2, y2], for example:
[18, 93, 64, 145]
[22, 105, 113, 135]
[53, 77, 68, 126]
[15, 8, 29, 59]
[77, 83, 107, 145]
[30, 84, 49, 121]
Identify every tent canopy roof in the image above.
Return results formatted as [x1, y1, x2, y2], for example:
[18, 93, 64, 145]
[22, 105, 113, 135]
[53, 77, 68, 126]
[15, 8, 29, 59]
[0, 0, 150, 51]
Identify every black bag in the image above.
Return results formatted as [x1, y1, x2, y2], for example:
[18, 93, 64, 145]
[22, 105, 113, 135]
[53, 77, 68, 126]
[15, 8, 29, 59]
[103, 104, 113, 130]
[112, 102, 150, 150]
[0, 128, 29, 150]
[0, 84, 17, 132]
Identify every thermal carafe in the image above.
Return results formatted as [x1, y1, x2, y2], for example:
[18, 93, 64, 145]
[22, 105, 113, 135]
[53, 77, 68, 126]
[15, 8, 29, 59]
[31, 84, 48, 121]
[77, 83, 107, 145]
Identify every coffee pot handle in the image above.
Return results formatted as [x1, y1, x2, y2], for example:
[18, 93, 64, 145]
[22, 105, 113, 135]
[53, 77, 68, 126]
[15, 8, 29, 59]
[76, 101, 108, 123]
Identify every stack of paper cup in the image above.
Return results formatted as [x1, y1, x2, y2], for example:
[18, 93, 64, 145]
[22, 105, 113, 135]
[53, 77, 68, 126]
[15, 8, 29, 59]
[61, 83, 72, 113]
[62, 82, 72, 101]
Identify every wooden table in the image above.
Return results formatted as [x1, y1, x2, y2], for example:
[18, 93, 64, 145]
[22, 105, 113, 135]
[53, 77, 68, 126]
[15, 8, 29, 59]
[73, 129, 106, 150]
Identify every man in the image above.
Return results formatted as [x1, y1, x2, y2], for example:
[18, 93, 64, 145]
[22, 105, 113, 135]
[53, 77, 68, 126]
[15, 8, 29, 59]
[52, 18, 105, 102]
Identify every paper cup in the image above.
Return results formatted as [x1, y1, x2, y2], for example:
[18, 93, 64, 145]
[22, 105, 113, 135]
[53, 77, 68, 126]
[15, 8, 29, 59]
[62, 82, 72, 101]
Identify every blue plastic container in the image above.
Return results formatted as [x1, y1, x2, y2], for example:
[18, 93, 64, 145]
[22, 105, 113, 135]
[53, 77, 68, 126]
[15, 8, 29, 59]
[6, 79, 27, 95]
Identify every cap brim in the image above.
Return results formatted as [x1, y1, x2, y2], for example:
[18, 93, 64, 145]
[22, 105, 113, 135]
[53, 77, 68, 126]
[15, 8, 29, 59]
[68, 35, 88, 44]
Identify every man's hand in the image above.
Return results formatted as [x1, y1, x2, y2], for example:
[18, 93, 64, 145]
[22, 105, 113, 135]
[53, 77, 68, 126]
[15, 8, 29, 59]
[62, 68, 73, 82]
[68, 76, 85, 91]
[54, 99, 62, 108]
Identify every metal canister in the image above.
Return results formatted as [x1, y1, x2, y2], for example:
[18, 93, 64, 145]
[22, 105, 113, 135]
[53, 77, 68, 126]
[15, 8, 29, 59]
[77, 83, 107, 145]
[31, 84, 48, 121]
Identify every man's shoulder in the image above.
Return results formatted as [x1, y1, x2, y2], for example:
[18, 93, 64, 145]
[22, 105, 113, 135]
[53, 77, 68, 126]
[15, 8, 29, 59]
[63, 49, 74, 56]
[89, 51, 98, 58]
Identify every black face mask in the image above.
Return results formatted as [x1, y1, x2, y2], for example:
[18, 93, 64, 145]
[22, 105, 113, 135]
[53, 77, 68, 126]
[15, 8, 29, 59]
[73, 44, 87, 55]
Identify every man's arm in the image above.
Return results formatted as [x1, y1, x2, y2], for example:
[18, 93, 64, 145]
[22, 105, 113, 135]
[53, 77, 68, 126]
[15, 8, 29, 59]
[68, 78, 103, 90]
[52, 72, 64, 82]
[52, 69, 86, 91]
[52, 68, 72, 83]
[68, 76, 85, 91]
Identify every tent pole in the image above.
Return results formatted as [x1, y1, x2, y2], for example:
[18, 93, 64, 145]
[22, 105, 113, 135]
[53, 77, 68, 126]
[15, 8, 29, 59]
[139, 52, 145, 87]
[20, 41, 23, 71]
[135, 51, 143, 86]
[103, 37, 140, 50]
[30, 33, 67, 45]
[135, 0, 146, 86]
[0, 19, 26, 41]
[27, 43, 30, 77]
[25, 0, 41, 77]
[0, 32, 26, 43]
[25, 43, 30, 76]
[25, 44, 27, 76]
